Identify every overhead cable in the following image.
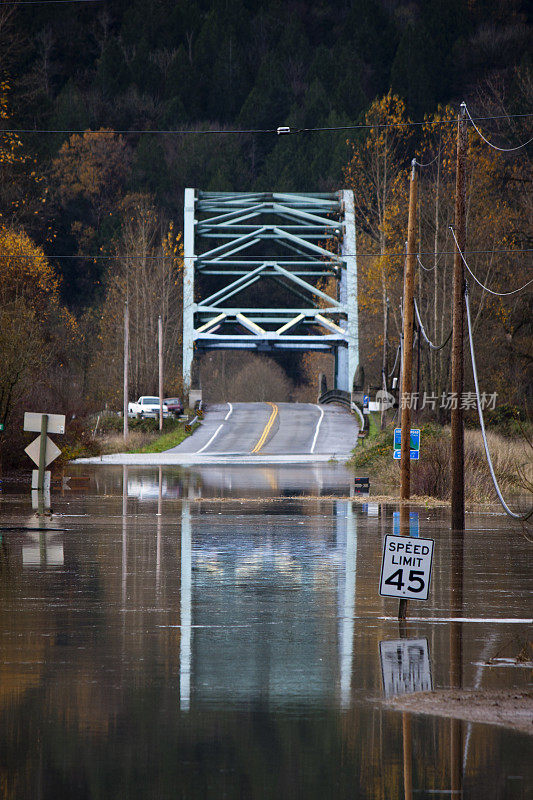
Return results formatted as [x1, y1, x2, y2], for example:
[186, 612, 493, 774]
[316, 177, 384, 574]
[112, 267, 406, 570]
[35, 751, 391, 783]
[388, 345, 400, 378]
[465, 285, 533, 521]
[414, 148, 443, 168]
[2, 246, 532, 261]
[464, 102, 533, 152]
[450, 228, 533, 296]
[7, 113, 533, 137]
[413, 298, 452, 351]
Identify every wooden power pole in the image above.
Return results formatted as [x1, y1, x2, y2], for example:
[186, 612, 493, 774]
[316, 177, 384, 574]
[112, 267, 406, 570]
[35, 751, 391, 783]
[451, 103, 467, 530]
[400, 159, 418, 502]
[158, 314, 163, 431]
[123, 301, 129, 441]
[398, 159, 417, 621]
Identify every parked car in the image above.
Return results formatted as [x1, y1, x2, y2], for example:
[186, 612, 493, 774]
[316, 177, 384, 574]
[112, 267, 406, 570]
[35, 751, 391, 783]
[164, 397, 184, 416]
[128, 396, 170, 419]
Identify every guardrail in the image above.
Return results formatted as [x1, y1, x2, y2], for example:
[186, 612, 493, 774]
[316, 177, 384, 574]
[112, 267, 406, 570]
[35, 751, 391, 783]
[318, 389, 351, 407]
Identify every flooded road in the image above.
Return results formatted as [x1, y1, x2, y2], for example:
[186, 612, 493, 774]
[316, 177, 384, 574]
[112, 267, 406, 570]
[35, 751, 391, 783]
[0, 465, 531, 799]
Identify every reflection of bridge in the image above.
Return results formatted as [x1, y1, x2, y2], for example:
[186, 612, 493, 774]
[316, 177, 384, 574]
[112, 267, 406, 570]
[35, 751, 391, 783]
[183, 191, 359, 392]
[178, 497, 358, 711]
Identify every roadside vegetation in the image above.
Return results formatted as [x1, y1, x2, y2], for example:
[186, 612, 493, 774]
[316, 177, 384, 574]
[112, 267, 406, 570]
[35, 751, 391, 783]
[349, 413, 533, 505]
[59, 415, 197, 462]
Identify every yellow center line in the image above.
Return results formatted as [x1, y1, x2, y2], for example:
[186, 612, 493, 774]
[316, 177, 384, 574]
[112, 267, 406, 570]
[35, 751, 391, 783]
[251, 402, 278, 453]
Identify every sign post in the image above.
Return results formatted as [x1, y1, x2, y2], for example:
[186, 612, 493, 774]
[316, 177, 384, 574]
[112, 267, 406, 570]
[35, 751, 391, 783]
[24, 413, 65, 514]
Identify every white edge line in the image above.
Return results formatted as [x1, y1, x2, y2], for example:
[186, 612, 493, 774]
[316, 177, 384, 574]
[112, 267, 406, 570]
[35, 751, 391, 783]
[196, 424, 223, 454]
[196, 402, 232, 453]
[310, 404, 325, 454]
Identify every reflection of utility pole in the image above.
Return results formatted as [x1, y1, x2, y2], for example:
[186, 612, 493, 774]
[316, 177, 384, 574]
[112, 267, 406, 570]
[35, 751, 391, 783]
[449, 528, 464, 795]
[180, 502, 192, 711]
[451, 104, 467, 531]
[402, 712, 413, 800]
[156, 466, 162, 596]
[339, 502, 357, 709]
[122, 465, 128, 607]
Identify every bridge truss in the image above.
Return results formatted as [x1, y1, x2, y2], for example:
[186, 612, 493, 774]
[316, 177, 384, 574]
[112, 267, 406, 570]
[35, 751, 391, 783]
[183, 190, 358, 392]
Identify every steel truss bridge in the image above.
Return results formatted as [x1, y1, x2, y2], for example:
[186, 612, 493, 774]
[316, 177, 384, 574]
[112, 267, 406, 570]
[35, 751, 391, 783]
[183, 190, 359, 392]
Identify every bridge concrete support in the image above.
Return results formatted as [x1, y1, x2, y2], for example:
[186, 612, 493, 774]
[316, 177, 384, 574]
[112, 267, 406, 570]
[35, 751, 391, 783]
[182, 188, 196, 393]
[335, 191, 358, 392]
[182, 190, 359, 393]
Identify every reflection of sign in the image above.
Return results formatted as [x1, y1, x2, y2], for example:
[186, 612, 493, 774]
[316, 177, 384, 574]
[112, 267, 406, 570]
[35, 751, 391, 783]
[24, 412, 65, 435]
[393, 428, 420, 459]
[24, 435, 61, 467]
[31, 470, 51, 491]
[380, 638, 432, 697]
[392, 511, 419, 537]
[379, 534, 434, 600]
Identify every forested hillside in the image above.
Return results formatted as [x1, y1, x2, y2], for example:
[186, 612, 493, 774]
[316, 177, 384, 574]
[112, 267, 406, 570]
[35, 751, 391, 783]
[0, 0, 531, 453]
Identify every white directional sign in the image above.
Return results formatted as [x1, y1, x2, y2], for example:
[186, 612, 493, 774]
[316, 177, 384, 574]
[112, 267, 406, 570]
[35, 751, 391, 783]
[379, 534, 434, 600]
[380, 638, 432, 697]
[24, 435, 61, 468]
[24, 412, 65, 435]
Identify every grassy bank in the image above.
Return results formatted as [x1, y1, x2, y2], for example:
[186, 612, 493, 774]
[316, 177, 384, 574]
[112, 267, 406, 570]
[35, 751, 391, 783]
[349, 422, 533, 504]
[61, 416, 197, 461]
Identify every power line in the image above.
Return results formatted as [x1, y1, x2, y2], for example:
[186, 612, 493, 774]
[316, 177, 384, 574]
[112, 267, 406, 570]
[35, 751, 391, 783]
[413, 297, 452, 351]
[465, 285, 533, 521]
[450, 227, 533, 296]
[1, 0, 102, 3]
[6, 113, 533, 137]
[1, 246, 532, 260]
[414, 148, 443, 168]
[464, 102, 533, 153]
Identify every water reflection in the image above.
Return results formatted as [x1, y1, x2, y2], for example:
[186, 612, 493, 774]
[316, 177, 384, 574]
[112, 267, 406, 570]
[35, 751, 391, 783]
[0, 465, 530, 799]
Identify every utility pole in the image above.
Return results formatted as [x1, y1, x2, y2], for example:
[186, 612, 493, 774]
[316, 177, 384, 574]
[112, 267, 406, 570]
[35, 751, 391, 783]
[400, 159, 418, 502]
[158, 314, 163, 431]
[398, 159, 417, 621]
[381, 297, 389, 430]
[451, 103, 467, 531]
[123, 301, 129, 441]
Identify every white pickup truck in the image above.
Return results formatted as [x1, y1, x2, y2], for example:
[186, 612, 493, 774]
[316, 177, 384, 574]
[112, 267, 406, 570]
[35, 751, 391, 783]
[128, 396, 169, 419]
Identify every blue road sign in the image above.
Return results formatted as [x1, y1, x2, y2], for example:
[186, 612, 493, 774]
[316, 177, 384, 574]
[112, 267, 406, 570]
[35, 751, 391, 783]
[393, 450, 420, 460]
[394, 428, 420, 459]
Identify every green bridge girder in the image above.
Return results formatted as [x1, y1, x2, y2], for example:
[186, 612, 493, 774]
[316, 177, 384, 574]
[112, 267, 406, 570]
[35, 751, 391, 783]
[183, 190, 359, 392]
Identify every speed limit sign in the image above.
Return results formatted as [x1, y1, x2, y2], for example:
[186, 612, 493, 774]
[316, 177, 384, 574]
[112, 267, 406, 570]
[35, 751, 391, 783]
[379, 535, 434, 600]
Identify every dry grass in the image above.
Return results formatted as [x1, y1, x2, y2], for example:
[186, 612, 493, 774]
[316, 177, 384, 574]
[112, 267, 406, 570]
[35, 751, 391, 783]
[99, 431, 161, 454]
[350, 423, 533, 505]
[464, 429, 533, 503]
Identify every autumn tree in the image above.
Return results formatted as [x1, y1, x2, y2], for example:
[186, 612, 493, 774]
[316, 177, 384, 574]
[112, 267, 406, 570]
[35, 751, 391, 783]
[50, 129, 132, 303]
[89, 195, 183, 406]
[382, 101, 532, 413]
[0, 226, 77, 433]
[343, 92, 411, 403]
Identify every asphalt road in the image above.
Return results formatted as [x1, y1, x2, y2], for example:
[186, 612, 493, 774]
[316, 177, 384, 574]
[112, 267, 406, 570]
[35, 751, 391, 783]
[167, 402, 359, 458]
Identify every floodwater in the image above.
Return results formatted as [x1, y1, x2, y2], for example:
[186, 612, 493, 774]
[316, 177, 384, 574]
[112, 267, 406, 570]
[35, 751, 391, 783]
[0, 464, 531, 799]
